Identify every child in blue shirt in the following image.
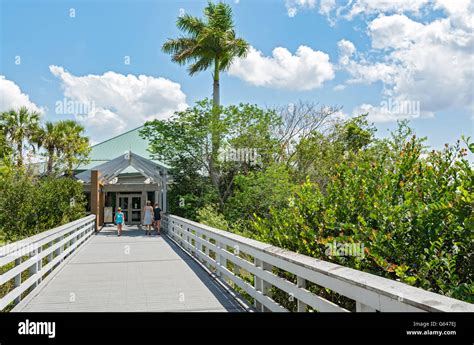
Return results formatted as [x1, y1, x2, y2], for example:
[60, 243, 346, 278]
[114, 207, 125, 236]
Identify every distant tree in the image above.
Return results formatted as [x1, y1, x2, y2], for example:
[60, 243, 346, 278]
[0, 107, 41, 167]
[37, 121, 62, 175]
[337, 114, 376, 152]
[55, 120, 90, 176]
[273, 101, 342, 166]
[141, 99, 279, 209]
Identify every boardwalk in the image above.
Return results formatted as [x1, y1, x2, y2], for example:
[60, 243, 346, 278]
[13, 225, 245, 312]
[4, 215, 472, 313]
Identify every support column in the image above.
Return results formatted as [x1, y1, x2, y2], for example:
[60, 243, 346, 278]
[141, 189, 147, 209]
[91, 170, 100, 231]
[98, 190, 105, 227]
[163, 172, 168, 213]
[155, 184, 159, 206]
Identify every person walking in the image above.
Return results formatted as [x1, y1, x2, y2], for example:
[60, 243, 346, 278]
[153, 203, 162, 235]
[142, 201, 154, 236]
[114, 207, 125, 237]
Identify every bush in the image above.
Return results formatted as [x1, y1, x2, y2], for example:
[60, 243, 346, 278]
[0, 172, 86, 242]
[196, 204, 230, 231]
[252, 124, 473, 303]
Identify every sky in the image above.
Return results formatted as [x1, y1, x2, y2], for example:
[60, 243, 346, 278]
[0, 0, 473, 151]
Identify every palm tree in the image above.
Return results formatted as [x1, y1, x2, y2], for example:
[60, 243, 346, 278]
[37, 121, 62, 175]
[56, 120, 90, 176]
[162, 1, 249, 193]
[0, 107, 41, 167]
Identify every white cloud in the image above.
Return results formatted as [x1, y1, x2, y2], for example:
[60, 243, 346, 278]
[337, 39, 356, 65]
[319, 0, 336, 16]
[319, 0, 337, 25]
[333, 84, 346, 91]
[49, 66, 187, 140]
[368, 14, 425, 49]
[285, 0, 316, 17]
[229, 45, 335, 90]
[0, 76, 44, 114]
[321, 0, 430, 21]
[344, 0, 430, 20]
[336, 2, 474, 122]
[433, 0, 474, 31]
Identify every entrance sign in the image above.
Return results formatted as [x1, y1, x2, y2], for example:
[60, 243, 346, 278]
[104, 207, 113, 223]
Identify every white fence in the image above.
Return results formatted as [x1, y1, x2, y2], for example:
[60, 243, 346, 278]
[0, 215, 96, 311]
[163, 215, 474, 313]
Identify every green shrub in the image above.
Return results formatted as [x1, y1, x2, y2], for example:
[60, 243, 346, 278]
[252, 125, 473, 303]
[196, 205, 230, 231]
[0, 172, 86, 242]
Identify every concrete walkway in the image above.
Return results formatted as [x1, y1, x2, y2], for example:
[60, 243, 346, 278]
[15, 225, 244, 312]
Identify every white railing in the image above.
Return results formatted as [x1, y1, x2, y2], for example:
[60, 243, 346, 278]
[163, 215, 474, 313]
[0, 215, 96, 311]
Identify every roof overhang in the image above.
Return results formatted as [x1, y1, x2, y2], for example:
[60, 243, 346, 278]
[75, 151, 169, 185]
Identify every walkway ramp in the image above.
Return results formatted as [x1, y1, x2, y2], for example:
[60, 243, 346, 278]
[4, 214, 472, 313]
[13, 226, 244, 312]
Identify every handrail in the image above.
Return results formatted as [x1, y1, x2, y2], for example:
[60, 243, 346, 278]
[162, 214, 474, 313]
[0, 215, 96, 311]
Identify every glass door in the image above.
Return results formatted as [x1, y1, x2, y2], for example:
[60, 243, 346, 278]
[118, 194, 141, 225]
[130, 196, 142, 224]
[118, 196, 129, 224]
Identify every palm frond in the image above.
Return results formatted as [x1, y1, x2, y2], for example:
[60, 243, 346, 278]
[188, 57, 214, 76]
[176, 14, 205, 36]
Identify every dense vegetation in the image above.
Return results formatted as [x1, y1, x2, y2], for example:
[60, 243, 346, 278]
[0, 107, 90, 243]
[141, 100, 474, 304]
[0, 107, 90, 308]
[0, 172, 87, 242]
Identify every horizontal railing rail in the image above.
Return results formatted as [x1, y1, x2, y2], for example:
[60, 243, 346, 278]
[162, 214, 474, 313]
[0, 215, 96, 311]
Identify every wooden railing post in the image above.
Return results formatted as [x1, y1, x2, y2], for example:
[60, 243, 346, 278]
[14, 258, 22, 304]
[253, 259, 273, 312]
[297, 277, 307, 312]
[29, 248, 38, 288]
[37, 246, 43, 285]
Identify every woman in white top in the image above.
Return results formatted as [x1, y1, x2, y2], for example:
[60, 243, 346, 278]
[142, 200, 154, 236]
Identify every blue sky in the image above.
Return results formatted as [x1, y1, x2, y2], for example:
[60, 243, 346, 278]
[0, 0, 472, 152]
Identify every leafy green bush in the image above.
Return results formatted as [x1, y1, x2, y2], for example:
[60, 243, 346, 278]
[252, 124, 473, 303]
[224, 164, 296, 226]
[0, 172, 86, 242]
[196, 204, 230, 231]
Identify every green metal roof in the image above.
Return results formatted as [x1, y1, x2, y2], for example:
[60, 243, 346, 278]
[76, 126, 171, 170]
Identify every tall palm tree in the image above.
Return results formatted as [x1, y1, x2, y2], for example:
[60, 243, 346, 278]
[37, 121, 62, 175]
[162, 2, 248, 109]
[0, 107, 41, 167]
[56, 120, 90, 176]
[162, 1, 249, 193]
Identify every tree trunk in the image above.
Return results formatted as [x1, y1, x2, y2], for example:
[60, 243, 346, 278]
[16, 141, 23, 167]
[210, 59, 223, 208]
[47, 148, 54, 175]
